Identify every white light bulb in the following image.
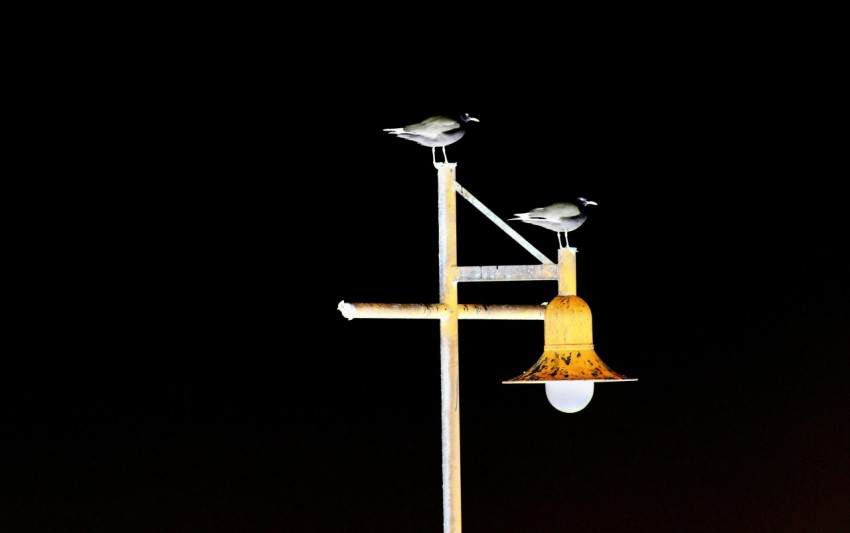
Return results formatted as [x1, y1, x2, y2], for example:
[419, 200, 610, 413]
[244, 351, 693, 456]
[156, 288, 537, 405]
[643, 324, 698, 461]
[545, 381, 594, 413]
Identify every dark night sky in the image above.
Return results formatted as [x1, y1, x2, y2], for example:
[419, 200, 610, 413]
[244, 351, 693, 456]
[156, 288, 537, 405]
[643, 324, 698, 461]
[3, 44, 848, 532]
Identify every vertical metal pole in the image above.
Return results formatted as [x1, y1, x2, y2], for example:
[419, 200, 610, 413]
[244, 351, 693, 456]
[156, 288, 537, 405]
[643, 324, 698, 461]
[437, 164, 461, 532]
[558, 247, 577, 296]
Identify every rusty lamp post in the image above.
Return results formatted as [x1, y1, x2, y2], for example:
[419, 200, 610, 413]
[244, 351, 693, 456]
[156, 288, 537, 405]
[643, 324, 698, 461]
[337, 163, 635, 533]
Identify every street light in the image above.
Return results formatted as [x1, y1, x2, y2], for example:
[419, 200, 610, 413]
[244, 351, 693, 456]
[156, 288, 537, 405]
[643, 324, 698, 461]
[337, 163, 635, 532]
[503, 294, 636, 413]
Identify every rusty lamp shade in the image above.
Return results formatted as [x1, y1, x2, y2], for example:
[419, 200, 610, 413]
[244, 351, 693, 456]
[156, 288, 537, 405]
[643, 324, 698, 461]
[503, 295, 636, 413]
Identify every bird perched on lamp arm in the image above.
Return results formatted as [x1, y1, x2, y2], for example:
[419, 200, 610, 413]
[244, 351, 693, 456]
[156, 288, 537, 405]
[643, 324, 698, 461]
[383, 113, 479, 168]
[509, 198, 598, 249]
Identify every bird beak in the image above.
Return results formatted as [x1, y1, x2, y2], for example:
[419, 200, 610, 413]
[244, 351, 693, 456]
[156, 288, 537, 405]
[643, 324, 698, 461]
[468, 117, 480, 122]
[587, 200, 598, 205]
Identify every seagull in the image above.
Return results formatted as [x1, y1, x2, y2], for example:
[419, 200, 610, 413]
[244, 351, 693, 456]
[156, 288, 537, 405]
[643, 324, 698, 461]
[383, 113, 479, 167]
[509, 198, 598, 249]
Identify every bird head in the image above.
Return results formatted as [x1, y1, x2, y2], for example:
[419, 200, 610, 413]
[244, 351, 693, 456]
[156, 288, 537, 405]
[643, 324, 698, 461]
[460, 113, 480, 124]
[577, 197, 597, 207]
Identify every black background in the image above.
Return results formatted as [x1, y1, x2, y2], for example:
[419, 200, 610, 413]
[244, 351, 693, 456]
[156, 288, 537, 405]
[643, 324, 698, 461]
[2, 36, 848, 532]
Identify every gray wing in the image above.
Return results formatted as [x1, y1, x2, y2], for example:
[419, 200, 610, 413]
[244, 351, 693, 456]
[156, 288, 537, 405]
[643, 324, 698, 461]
[527, 203, 580, 220]
[404, 116, 460, 135]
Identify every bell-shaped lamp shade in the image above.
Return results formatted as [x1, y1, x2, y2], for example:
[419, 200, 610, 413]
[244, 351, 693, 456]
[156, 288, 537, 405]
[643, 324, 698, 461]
[503, 295, 636, 413]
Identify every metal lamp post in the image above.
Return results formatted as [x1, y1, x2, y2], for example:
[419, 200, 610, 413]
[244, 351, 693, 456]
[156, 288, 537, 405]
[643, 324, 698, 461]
[337, 163, 634, 532]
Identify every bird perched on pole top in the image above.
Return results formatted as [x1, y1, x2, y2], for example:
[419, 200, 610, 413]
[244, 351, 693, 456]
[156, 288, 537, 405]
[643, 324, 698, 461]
[383, 113, 479, 168]
[509, 198, 598, 249]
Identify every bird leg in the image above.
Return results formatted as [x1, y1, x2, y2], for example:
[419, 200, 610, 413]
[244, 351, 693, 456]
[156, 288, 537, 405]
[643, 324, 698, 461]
[442, 146, 450, 164]
[431, 147, 439, 168]
[560, 233, 567, 249]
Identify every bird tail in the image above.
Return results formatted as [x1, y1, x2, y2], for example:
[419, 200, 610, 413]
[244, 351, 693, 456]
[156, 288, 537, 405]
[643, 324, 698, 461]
[508, 214, 529, 221]
[383, 128, 404, 134]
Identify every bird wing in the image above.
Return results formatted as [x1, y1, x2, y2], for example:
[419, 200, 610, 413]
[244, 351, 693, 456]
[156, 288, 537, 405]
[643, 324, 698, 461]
[404, 116, 459, 135]
[530, 203, 580, 219]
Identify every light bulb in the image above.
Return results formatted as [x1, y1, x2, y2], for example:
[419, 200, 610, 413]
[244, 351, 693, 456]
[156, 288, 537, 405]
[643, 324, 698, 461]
[545, 381, 594, 413]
